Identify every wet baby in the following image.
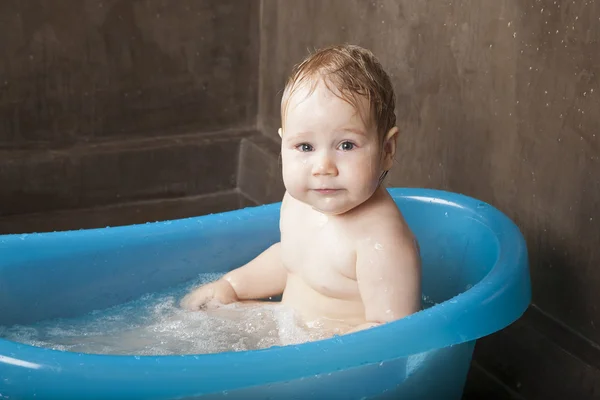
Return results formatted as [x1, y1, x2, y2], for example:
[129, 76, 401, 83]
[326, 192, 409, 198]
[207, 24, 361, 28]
[181, 44, 421, 339]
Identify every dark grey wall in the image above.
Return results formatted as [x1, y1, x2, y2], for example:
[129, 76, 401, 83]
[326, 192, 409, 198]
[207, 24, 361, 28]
[0, 0, 259, 147]
[0, 0, 260, 219]
[258, 1, 600, 398]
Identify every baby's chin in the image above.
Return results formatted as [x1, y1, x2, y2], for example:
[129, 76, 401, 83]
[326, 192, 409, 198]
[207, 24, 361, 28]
[286, 188, 376, 216]
[308, 195, 368, 216]
[309, 199, 358, 215]
[310, 205, 349, 216]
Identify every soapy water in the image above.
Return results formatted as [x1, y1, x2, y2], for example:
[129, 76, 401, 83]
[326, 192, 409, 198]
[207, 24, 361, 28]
[0, 273, 329, 356]
[0, 273, 440, 356]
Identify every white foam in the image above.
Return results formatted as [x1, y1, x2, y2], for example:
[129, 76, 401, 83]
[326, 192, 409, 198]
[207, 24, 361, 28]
[1, 272, 436, 355]
[0, 273, 327, 355]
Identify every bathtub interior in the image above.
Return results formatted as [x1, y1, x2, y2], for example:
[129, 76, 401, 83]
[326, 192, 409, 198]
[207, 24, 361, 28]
[0, 189, 501, 330]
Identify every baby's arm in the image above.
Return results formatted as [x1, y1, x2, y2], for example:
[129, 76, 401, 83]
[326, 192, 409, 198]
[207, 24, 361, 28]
[180, 242, 287, 310]
[350, 229, 421, 333]
[223, 242, 287, 300]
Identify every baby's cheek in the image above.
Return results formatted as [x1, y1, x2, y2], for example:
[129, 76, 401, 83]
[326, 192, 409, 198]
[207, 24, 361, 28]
[342, 153, 377, 177]
[281, 161, 306, 192]
[282, 159, 301, 179]
[287, 153, 313, 173]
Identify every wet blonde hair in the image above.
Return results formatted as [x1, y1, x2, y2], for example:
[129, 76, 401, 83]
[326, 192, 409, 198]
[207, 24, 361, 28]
[281, 44, 396, 138]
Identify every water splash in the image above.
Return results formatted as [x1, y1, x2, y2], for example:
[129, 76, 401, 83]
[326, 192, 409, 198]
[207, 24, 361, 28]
[0, 273, 325, 356]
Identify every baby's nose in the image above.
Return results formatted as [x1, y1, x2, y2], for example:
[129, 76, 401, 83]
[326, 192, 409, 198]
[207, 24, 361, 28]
[312, 151, 338, 176]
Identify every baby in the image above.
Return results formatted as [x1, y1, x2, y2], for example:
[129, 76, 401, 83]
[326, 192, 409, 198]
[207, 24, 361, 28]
[181, 44, 421, 338]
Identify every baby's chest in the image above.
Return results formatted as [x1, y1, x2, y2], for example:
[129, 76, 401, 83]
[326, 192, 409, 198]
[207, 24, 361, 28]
[280, 222, 358, 296]
[283, 230, 354, 269]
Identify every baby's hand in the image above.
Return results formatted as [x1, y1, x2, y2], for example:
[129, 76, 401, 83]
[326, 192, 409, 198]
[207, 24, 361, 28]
[180, 279, 239, 311]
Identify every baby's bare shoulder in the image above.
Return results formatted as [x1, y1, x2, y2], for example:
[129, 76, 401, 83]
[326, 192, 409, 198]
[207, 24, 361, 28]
[351, 199, 417, 253]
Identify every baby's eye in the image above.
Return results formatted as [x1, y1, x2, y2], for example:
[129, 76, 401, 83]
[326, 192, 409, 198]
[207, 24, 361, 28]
[296, 143, 313, 152]
[339, 141, 355, 151]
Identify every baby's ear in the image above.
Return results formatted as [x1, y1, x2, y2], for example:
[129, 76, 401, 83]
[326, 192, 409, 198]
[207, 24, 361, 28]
[278, 128, 283, 138]
[382, 127, 399, 171]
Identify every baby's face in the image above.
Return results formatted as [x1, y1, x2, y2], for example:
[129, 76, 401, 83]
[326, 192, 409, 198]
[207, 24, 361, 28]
[280, 79, 388, 215]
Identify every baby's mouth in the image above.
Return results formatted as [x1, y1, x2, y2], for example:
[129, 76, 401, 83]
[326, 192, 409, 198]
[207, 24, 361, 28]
[313, 188, 341, 194]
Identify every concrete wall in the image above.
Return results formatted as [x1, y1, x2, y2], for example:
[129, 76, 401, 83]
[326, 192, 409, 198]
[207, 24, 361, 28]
[1, 0, 258, 146]
[258, 1, 600, 398]
[0, 0, 261, 230]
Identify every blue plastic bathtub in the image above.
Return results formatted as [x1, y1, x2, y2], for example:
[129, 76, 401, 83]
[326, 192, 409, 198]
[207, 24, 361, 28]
[0, 188, 530, 399]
